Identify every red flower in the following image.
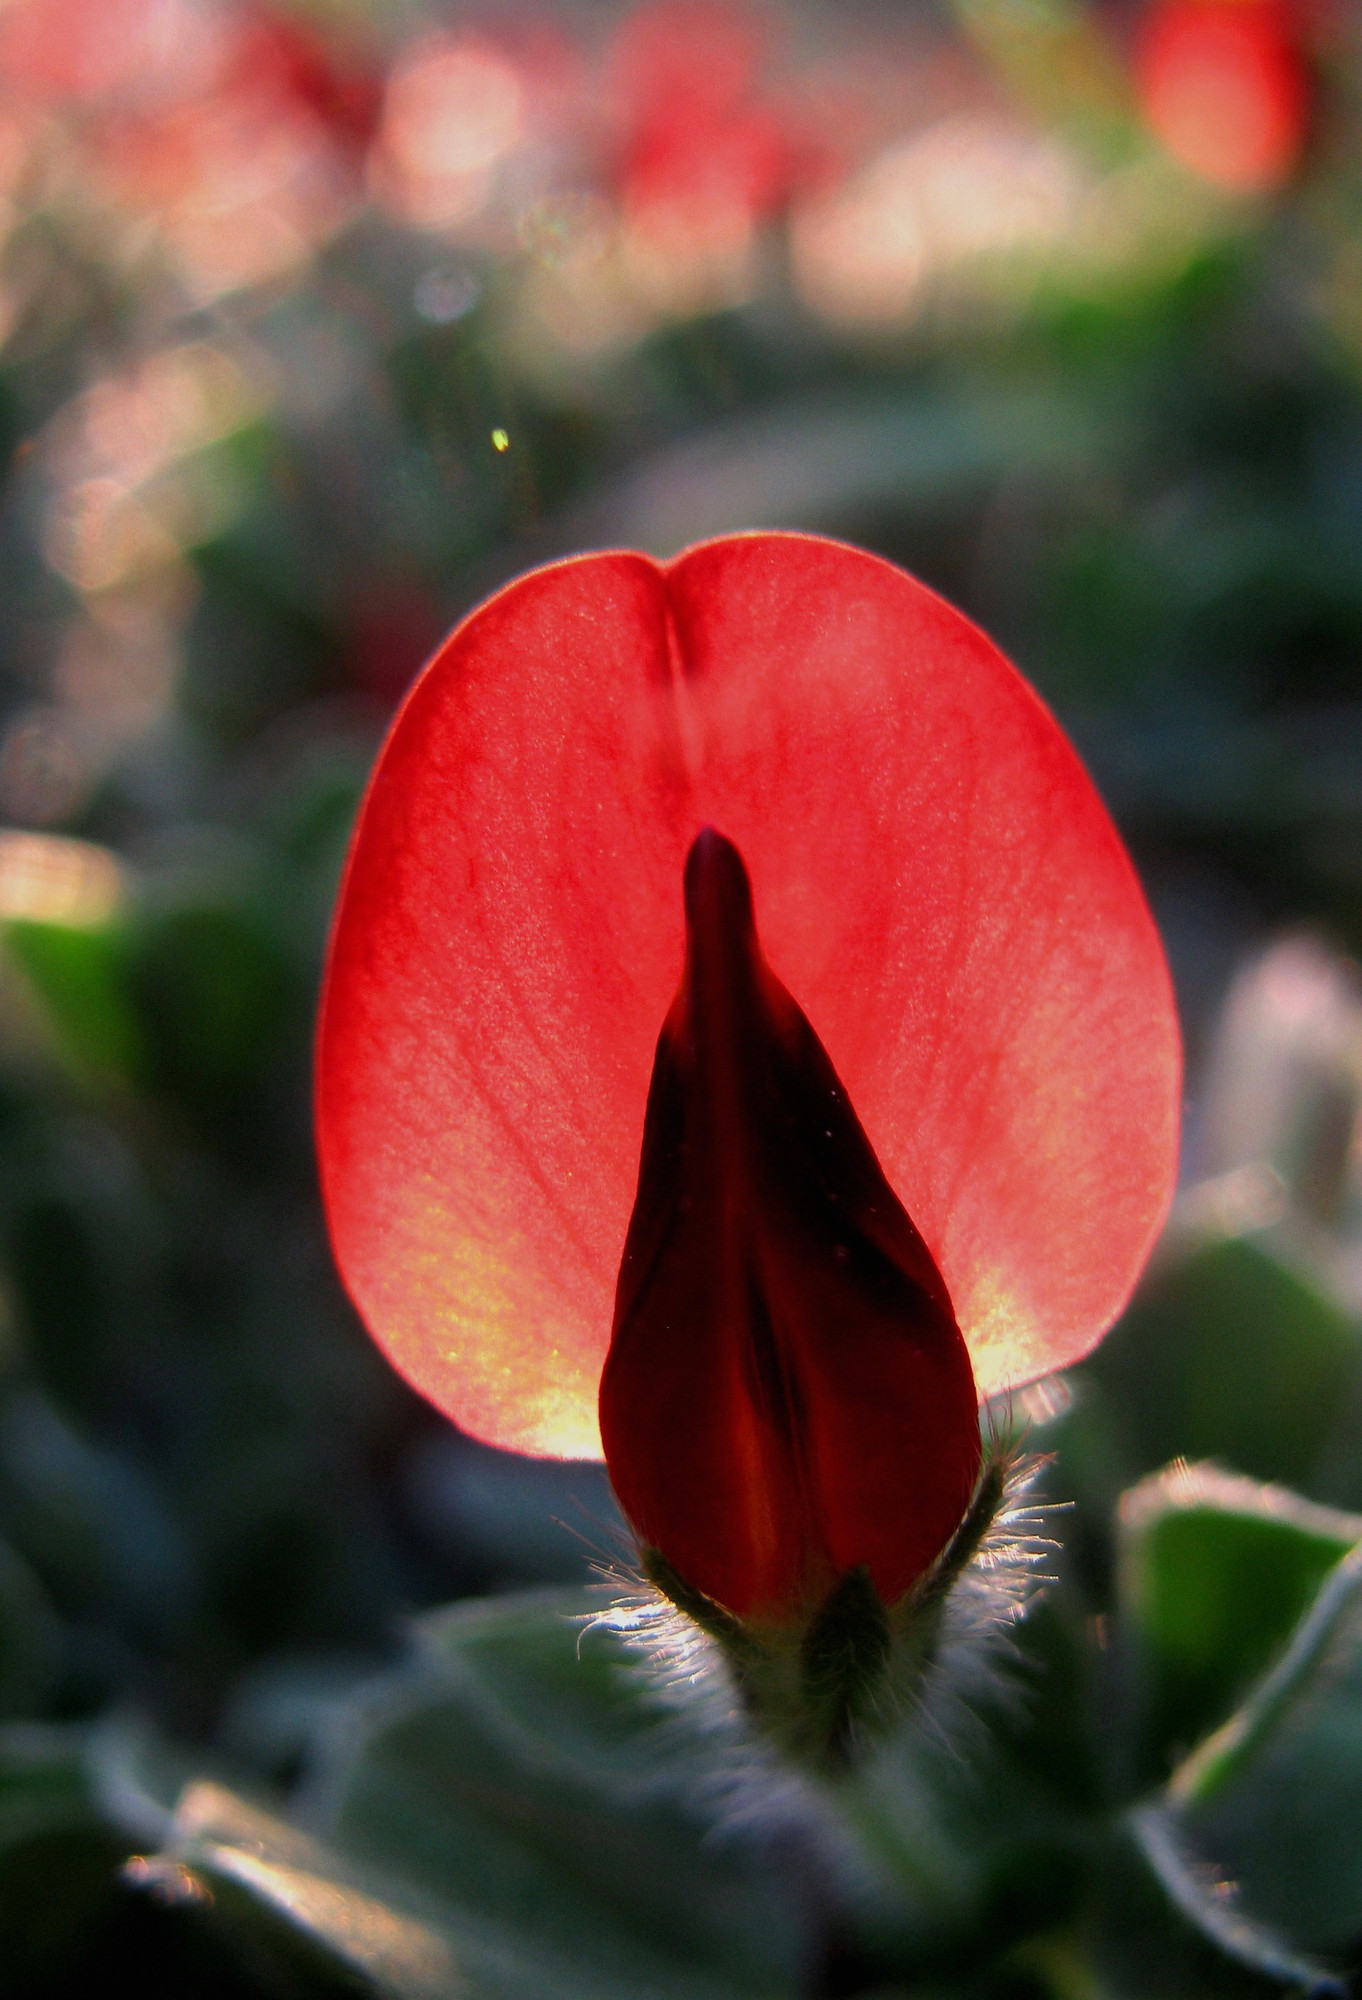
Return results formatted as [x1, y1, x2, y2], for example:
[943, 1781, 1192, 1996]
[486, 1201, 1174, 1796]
[608, 1, 802, 250]
[1136, 0, 1309, 194]
[317, 534, 1180, 1616]
[227, 4, 382, 155]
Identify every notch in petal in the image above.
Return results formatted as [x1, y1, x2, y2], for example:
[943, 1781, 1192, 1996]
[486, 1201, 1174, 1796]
[317, 534, 1180, 1458]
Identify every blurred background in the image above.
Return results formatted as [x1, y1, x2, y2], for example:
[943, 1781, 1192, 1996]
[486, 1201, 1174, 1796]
[0, 0, 1360, 1987]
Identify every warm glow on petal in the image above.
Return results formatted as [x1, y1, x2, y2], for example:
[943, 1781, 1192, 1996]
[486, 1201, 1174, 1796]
[317, 533, 1181, 1458]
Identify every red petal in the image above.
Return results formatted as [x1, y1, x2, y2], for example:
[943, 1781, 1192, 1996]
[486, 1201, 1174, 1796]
[317, 533, 1180, 1458]
[600, 829, 979, 1617]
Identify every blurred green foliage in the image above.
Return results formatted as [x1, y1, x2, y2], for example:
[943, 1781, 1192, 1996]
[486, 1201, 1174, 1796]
[0, 0, 1354, 1990]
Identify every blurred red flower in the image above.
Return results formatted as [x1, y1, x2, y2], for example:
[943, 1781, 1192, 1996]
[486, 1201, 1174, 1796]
[316, 534, 1180, 1613]
[608, 0, 804, 256]
[227, 3, 382, 154]
[0, 0, 220, 107]
[0, 0, 376, 299]
[0, 0, 377, 142]
[1136, 0, 1309, 193]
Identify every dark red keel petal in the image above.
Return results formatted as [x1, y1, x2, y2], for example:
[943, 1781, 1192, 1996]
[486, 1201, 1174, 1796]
[600, 831, 980, 1620]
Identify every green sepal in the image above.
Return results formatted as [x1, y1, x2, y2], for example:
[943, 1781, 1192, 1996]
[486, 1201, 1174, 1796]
[799, 1565, 891, 1765]
[641, 1441, 1032, 1775]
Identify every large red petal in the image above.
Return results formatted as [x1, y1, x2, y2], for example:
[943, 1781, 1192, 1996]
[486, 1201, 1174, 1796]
[317, 533, 1180, 1457]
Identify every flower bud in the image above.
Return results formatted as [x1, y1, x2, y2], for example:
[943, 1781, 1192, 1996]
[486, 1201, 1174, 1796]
[599, 828, 980, 1624]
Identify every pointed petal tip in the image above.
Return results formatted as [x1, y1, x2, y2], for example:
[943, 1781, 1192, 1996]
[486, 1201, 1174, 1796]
[684, 826, 753, 930]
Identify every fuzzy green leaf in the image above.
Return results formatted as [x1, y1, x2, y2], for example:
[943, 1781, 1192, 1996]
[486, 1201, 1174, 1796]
[160, 1588, 808, 2000]
[5, 919, 142, 1083]
[0, 1723, 135, 1984]
[1117, 1462, 1362, 1778]
[1087, 1238, 1362, 1497]
[1105, 1811, 1342, 2000]
[1134, 1541, 1362, 1972]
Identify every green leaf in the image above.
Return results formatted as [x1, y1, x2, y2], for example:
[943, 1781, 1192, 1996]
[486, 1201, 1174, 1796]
[587, 383, 1113, 559]
[0, 1722, 103, 1847]
[0, 1390, 193, 1644]
[1086, 1237, 1362, 1496]
[159, 1588, 808, 2000]
[159, 1780, 448, 1998]
[1117, 1462, 1362, 1778]
[0, 1724, 349, 1996]
[128, 901, 291, 1111]
[1105, 1812, 1340, 2000]
[0, 1532, 58, 1717]
[0, 1723, 134, 1984]
[1138, 1540, 1362, 1967]
[836, 1720, 1090, 1976]
[330, 1589, 807, 1992]
[4, 918, 142, 1082]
